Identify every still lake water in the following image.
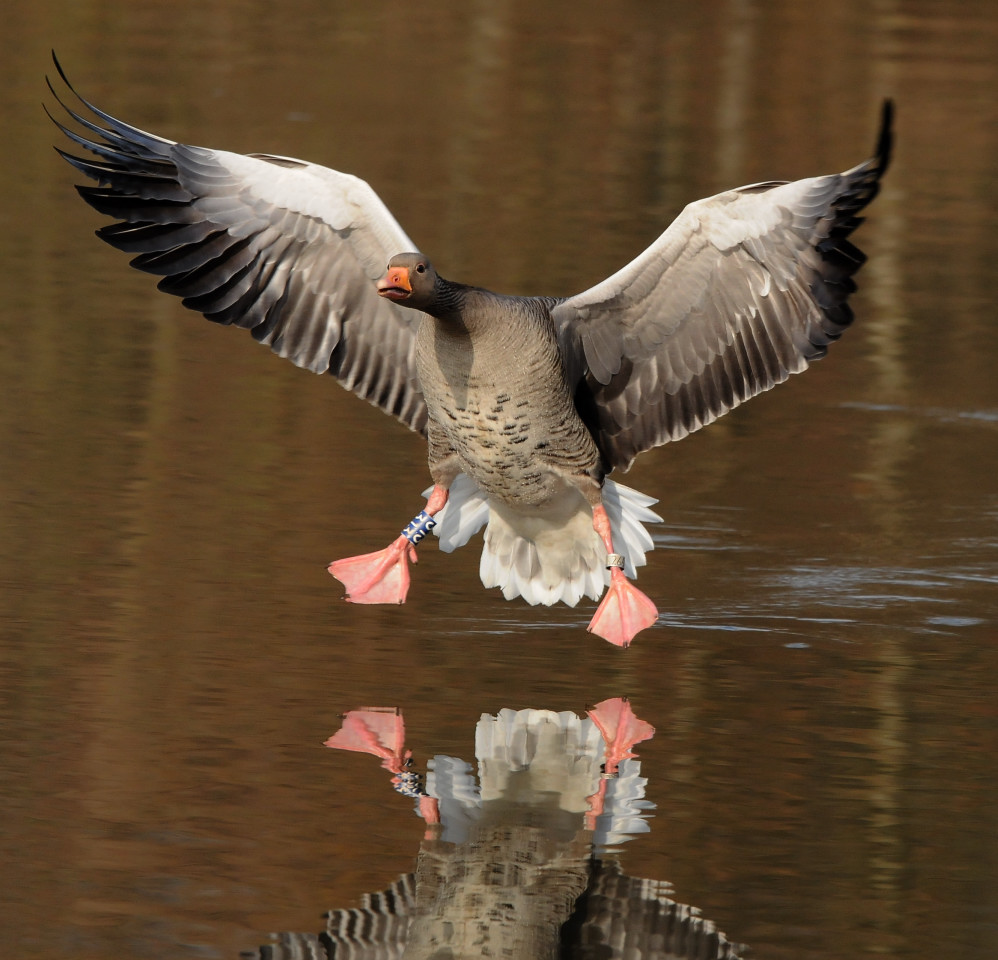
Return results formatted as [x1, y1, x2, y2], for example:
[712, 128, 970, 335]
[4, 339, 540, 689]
[1, 1, 996, 957]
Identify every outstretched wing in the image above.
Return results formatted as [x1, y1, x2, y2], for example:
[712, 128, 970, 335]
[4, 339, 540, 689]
[48, 56, 428, 434]
[555, 102, 893, 472]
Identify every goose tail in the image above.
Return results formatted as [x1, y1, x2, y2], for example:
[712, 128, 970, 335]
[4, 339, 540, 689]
[428, 476, 660, 607]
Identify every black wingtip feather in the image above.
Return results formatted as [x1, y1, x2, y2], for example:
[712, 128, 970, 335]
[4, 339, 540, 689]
[876, 99, 894, 176]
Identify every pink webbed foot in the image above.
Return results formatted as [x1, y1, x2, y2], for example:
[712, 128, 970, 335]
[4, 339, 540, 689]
[586, 697, 656, 775]
[329, 486, 448, 605]
[584, 698, 656, 826]
[587, 568, 659, 647]
[323, 707, 410, 772]
[328, 535, 416, 604]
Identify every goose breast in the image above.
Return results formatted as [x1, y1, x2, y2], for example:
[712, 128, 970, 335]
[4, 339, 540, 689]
[414, 293, 601, 508]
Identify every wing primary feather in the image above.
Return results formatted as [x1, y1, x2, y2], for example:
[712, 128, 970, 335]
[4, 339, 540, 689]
[99, 220, 221, 255]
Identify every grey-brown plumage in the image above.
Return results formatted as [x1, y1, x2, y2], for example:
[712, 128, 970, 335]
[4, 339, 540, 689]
[408, 282, 602, 504]
[49, 54, 892, 642]
[242, 862, 743, 960]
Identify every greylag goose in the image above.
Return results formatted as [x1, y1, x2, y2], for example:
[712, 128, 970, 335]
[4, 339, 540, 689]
[48, 56, 892, 647]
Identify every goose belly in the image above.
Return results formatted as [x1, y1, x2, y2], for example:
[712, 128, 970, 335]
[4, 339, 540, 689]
[454, 404, 585, 500]
[425, 375, 601, 507]
[415, 310, 602, 506]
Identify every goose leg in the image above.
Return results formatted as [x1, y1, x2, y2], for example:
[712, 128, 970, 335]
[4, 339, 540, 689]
[328, 485, 449, 604]
[586, 504, 658, 647]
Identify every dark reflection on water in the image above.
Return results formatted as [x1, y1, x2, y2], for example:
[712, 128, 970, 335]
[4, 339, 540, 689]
[244, 701, 741, 960]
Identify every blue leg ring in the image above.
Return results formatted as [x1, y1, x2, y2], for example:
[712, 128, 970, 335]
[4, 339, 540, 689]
[402, 510, 437, 545]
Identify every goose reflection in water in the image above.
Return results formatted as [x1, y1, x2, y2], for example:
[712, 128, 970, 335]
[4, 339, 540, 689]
[244, 699, 742, 959]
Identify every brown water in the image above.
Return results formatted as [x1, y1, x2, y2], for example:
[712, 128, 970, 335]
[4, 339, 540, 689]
[1, 0, 996, 957]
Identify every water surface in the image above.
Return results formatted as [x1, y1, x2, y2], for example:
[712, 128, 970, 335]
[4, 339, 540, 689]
[1, 2, 996, 958]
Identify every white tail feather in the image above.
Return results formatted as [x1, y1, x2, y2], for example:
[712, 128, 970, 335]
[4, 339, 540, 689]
[423, 708, 654, 849]
[475, 708, 604, 807]
[426, 475, 661, 608]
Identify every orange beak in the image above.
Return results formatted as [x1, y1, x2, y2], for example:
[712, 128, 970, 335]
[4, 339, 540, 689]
[377, 266, 412, 300]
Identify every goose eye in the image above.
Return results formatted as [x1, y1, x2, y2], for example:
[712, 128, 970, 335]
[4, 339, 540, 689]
[415, 263, 426, 274]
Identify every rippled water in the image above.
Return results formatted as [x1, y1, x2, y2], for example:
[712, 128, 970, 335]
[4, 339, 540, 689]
[1, 1, 996, 958]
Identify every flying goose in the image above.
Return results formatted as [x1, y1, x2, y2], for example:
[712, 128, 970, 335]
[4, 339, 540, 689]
[49, 56, 893, 647]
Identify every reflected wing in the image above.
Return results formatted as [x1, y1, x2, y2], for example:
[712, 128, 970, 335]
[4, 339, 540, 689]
[554, 102, 893, 471]
[244, 874, 416, 960]
[48, 57, 427, 434]
[564, 861, 744, 959]
[244, 864, 745, 960]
